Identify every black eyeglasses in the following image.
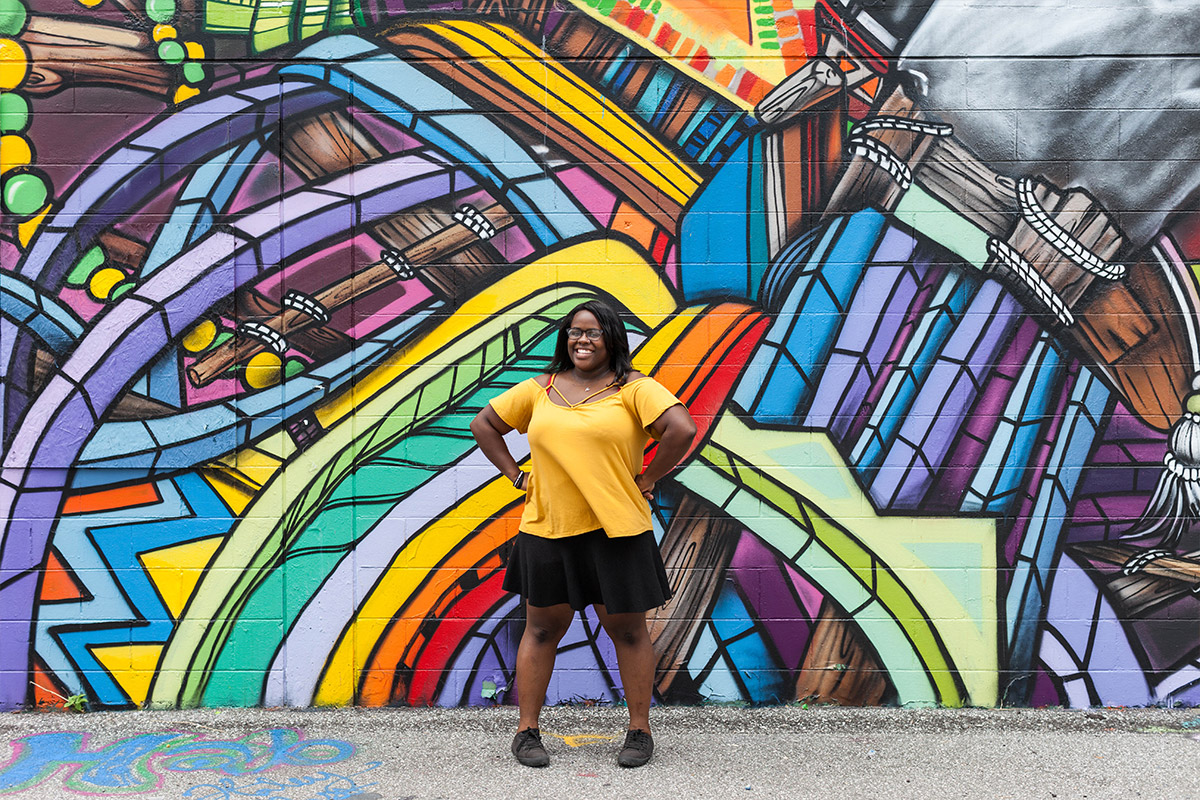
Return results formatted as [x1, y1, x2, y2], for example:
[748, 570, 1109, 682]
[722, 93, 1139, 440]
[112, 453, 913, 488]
[566, 327, 604, 341]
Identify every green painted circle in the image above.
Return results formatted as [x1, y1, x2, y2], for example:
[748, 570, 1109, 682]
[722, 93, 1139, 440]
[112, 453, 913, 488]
[0, 92, 28, 132]
[183, 61, 205, 85]
[0, 0, 27, 37]
[157, 39, 185, 64]
[145, 0, 176, 23]
[2, 171, 46, 216]
[1187, 393, 1200, 415]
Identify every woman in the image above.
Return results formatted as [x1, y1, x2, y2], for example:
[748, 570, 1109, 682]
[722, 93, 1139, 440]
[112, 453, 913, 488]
[470, 300, 697, 769]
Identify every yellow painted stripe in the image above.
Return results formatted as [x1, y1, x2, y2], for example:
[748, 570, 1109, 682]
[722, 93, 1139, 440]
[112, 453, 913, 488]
[314, 295, 695, 705]
[467, 21, 700, 193]
[631, 308, 700, 373]
[424, 20, 699, 205]
[315, 238, 678, 428]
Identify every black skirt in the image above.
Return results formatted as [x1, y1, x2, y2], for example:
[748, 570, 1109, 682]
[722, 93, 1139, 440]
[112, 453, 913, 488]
[502, 529, 673, 614]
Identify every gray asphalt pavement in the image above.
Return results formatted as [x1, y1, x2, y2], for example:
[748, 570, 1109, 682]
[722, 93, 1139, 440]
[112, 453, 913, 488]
[1, 705, 1197, 799]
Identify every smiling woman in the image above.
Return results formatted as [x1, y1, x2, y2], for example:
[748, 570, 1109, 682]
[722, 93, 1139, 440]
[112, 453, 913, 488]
[469, 299, 697, 769]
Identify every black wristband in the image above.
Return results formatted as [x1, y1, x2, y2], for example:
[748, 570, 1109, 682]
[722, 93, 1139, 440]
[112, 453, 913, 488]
[512, 472, 527, 490]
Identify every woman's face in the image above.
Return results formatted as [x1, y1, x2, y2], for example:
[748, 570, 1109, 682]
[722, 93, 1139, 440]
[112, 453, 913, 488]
[567, 310, 609, 373]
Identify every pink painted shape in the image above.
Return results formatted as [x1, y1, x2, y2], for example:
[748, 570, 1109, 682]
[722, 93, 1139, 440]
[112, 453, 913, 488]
[663, 243, 679, 289]
[556, 167, 617, 226]
[785, 560, 826, 620]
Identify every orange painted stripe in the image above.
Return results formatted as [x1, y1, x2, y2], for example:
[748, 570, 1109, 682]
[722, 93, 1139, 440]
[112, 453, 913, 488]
[358, 507, 522, 706]
[62, 482, 161, 515]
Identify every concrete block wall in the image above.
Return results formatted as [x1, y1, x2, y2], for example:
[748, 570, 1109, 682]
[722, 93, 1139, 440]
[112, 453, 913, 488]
[0, 0, 1197, 710]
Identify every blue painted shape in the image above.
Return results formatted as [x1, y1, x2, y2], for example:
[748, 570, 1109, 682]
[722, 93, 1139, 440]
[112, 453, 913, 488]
[1005, 367, 1109, 695]
[0, 274, 84, 354]
[46, 473, 233, 706]
[679, 136, 756, 302]
[740, 212, 885, 426]
[636, 64, 675, 122]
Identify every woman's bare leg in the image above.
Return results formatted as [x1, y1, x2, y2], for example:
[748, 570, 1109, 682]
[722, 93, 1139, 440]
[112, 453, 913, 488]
[594, 604, 655, 731]
[515, 602, 575, 731]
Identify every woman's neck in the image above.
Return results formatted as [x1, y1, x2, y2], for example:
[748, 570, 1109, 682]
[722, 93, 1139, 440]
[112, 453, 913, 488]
[569, 364, 614, 384]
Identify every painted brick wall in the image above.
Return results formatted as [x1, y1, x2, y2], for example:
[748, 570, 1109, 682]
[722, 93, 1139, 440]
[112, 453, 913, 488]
[1, 0, 1197, 710]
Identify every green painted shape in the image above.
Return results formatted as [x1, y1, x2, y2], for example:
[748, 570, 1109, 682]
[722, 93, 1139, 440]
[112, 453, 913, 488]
[146, 0, 177, 23]
[677, 456, 941, 706]
[0, 0, 27, 38]
[907, 541, 987, 632]
[893, 185, 990, 269]
[66, 246, 106, 287]
[183, 61, 206, 85]
[0, 92, 29, 133]
[157, 40, 186, 64]
[204, 0, 256, 33]
[2, 172, 47, 217]
[764, 441, 856, 502]
[298, 0, 333, 39]
[184, 292, 604, 706]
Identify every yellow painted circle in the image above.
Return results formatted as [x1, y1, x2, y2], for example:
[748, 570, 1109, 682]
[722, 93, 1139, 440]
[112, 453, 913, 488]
[184, 40, 205, 59]
[182, 319, 217, 352]
[0, 133, 29, 172]
[244, 351, 283, 389]
[75, 0, 105, 7]
[88, 267, 127, 301]
[152, 24, 178, 42]
[0, 39, 27, 91]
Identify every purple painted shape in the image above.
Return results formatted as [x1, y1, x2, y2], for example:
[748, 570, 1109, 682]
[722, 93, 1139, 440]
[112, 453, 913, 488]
[1044, 556, 1152, 706]
[0, 154, 479, 708]
[731, 532, 813, 670]
[810, 263, 919, 432]
[932, 316, 1042, 507]
[845, 262, 947, 446]
[1029, 665, 1064, 707]
[872, 224, 918, 264]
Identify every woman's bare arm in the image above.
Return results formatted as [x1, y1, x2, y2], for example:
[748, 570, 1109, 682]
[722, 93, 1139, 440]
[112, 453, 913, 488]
[635, 404, 698, 498]
[470, 405, 523, 484]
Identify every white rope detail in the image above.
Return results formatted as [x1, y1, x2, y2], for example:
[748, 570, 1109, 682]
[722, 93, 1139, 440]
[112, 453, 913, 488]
[1121, 548, 1173, 576]
[847, 135, 912, 190]
[380, 249, 416, 280]
[1016, 178, 1126, 281]
[282, 290, 330, 325]
[855, 115, 953, 137]
[1163, 451, 1200, 483]
[987, 238, 1075, 326]
[453, 204, 497, 240]
[239, 320, 287, 355]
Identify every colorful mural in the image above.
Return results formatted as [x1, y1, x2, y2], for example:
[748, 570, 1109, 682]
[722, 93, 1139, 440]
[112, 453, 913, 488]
[1, 0, 1198, 712]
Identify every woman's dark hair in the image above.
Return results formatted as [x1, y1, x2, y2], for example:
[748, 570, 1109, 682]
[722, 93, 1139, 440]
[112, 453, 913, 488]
[547, 300, 635, 384]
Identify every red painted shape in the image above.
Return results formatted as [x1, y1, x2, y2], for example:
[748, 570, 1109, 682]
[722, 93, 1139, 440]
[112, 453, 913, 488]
[626, 7, 646, 32]
[654, 22, 675, 50]
[406, 570, 508, 705]
[689, 47, 711, 72]
[644, 309, 771, 467]
[798, 8, 818, 58]
[736, 72, 759, 101]
[651, 230, 670, 265]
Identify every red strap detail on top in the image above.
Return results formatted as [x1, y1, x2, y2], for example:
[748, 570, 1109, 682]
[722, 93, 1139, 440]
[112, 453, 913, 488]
[546, 373, 555, 395]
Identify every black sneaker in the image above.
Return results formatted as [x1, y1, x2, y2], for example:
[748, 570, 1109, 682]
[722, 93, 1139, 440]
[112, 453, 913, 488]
[617, 728, 654, 768]
[511, 727, 549, 767]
